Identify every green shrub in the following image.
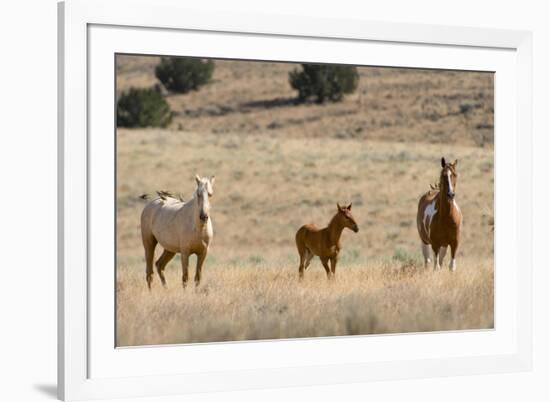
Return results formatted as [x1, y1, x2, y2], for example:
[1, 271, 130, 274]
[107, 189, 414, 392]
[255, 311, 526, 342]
[155, 57, 214, 93]
[289, 64, 359, 103]
[117, 86, 173, 128]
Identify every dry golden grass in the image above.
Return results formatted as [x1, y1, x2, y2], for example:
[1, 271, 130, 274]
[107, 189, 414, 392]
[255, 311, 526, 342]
[117, 257, 493, 346]
[115, 56, 494, 346]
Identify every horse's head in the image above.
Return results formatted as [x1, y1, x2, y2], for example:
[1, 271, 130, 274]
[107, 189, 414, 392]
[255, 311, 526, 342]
[337, 203, 359, 233]
[194, 174, 215, 223]
[439, 157, 458, 201]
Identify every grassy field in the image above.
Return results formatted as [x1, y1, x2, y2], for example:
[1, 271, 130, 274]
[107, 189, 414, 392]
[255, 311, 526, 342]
[116, 56, 494, 346]
[117, 258, 493, 346]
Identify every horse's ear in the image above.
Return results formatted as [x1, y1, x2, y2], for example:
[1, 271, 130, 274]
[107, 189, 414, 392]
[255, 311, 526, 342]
[347, 203, 352, 210]
[210, 175, 215, 186]
[441, 157, 446, 167]
[337, 203, 342, 211]
[195, 175, 201, 185]
[453, 159, 458, 168]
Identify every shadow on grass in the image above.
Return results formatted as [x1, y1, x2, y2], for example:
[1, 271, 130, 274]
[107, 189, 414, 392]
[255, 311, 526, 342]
[241, 97, 299, 110]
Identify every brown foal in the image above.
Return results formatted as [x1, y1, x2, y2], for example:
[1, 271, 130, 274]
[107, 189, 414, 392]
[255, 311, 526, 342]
[295, 203, 359, 280]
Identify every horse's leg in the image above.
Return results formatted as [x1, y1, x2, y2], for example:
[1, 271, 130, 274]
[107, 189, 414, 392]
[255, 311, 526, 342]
[142, 235, 157, 289]
[155, 249, 175, 287]
[298, 252, 305, 280]
[304, 249, 314, 270]
[194, 250, 207, 286]
[421, 243, 432, 267]
[330, 255, 338, 277]
[438, 246, 447, 267]
[180, 251, 190, 288]
[320, 257, 331, 279]
[296, 238, 306, 280]
[431, 243, 441, 271]
[449, 241, 458, 271]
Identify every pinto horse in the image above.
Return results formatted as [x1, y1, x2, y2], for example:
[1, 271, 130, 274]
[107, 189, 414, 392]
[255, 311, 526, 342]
[417, 158, 463, 271]
[140, 175, 215, 288]
[295, 203, 359, 280]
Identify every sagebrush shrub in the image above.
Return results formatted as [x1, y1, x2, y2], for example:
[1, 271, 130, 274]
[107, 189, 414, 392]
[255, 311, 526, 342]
[155, 57, 214, 93]
[117, 86, 173, 128]
[289, 64, 359, 103]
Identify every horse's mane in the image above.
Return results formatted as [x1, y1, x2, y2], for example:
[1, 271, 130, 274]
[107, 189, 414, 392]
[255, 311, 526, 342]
[139, 191, 185, 202]
[426, 183, 440, 194]
[423, 182, 440, 197]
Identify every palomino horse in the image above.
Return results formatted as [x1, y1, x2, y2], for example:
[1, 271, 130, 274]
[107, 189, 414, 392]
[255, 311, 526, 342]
[295, 203, 359, 280]
[140, 175, 215, 288]
[416, 158, 462, 271]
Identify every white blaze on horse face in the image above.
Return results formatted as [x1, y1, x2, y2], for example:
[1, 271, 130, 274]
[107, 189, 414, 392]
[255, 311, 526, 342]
[447, 170, 454, 194]
[423, 200, 438, 236]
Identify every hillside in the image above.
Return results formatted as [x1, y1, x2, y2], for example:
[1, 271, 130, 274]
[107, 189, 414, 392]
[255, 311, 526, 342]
[116, 55, 494, 147]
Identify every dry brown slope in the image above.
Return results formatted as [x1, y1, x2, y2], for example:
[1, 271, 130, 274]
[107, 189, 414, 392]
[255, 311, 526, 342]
[116, 55, 494, 147]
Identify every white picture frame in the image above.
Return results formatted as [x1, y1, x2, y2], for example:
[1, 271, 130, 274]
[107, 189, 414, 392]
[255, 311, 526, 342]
[58, 0, 533, 400]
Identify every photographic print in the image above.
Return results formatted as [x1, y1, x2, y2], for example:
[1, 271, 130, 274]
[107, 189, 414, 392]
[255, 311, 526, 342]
[115, 55, 494, 347]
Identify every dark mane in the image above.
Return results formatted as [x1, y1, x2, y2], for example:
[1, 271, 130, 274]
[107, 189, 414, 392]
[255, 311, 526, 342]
[156, 190, 185, 202]
[139, 191, 185, 202]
